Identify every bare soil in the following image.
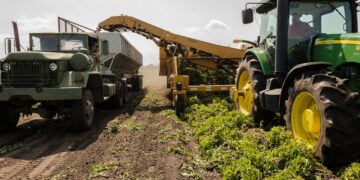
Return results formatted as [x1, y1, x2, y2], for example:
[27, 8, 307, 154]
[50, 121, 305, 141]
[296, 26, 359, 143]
[0, 65, 219, 179]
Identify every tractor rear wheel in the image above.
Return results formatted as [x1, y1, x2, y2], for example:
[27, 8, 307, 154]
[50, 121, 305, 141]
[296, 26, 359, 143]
[285, 73, 360, 167]
[235, 57, 274, 124]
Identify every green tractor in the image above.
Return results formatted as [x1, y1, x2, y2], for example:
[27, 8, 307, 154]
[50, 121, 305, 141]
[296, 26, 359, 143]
[232, 0, 360, 166]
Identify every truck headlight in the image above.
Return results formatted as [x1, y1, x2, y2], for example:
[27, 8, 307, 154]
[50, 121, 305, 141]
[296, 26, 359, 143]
[2, 63, 10, 72]
[49, 63, 58, 71]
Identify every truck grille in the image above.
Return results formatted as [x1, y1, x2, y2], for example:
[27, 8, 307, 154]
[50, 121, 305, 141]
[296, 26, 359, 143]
[2, 60, 58, 87]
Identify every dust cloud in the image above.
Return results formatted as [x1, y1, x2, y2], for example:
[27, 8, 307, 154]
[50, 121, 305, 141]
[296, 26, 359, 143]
[140, 64, 167, 90]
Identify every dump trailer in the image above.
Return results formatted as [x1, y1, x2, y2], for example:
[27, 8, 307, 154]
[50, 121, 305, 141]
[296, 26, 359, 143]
[231, 0, 360, 167]
[0, 17, 143, 131]
[99, 15, 251, 115]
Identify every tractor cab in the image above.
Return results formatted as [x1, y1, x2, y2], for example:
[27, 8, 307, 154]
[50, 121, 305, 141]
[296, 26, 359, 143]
[236, 0, 360, 167]
[244, 0, 357, 71]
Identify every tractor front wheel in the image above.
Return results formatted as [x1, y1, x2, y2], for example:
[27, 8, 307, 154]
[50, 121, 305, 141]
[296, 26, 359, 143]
[235, 57, 274, 124]
[285, 73, 360, 167]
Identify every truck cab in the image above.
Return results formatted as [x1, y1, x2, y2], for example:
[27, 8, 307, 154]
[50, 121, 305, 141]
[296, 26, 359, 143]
[0, 30, 142, 132]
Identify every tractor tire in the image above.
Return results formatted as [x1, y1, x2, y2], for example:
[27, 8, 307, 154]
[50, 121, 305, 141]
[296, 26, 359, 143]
[235, 57, 275, 124]
[108, 81, 124, 108]
[285, 73, 360, 167]
[71, 89, 95, 131]
[0, 103, 20, 131]
[175, 94, 186, 116]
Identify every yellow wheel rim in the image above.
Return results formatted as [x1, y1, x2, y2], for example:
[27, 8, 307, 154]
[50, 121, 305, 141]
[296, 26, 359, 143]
[237, 71, 253, 116]
[291, 92, 321, 146]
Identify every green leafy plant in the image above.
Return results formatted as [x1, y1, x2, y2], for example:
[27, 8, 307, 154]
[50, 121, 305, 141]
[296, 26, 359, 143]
[183, 95, 335, 179]
[89, 162, 122, 178]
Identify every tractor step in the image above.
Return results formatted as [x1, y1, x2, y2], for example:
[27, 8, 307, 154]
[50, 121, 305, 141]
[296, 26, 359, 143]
[260, 88, 281, 112]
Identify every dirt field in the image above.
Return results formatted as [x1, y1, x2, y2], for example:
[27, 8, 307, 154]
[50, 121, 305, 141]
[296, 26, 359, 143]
[0, 65, 219, 179]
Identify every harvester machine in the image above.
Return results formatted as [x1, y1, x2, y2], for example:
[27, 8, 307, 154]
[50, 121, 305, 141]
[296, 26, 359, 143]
[99, 15, 252, 115]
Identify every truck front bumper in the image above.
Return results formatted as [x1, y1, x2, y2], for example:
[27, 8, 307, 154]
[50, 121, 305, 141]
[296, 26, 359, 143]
[0, 87, 83, 101]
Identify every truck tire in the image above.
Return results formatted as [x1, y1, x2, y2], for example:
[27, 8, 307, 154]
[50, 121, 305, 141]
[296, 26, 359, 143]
[71, 89, 95, 131]
[132, 76, 142, 91]
[175, 94, 186, 116]
[235, 57, 275, 124]
[39, 111, 56, 120]
[108, 81, 124, 108]
[122, 80, 128, 103]
[138, 76, 143, 90]
[0, 104, 20, 131]
[285, 73, 360, 167]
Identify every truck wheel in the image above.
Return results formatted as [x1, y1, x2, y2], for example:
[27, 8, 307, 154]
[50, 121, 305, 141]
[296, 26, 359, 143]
[39, 111, 56, 120]
[122, 80, 128, 103]
[138, 76, 143, 90]
[235, 57, 274, 124]
[107, 81, 124, 108]
[0, 104, 20, 131]
[72, 89, 95, 131]
[131, 77, 139, 91]
[175, 94, 186, 116]
[285, 73, 360, 167]
[132, 76, 142, 91]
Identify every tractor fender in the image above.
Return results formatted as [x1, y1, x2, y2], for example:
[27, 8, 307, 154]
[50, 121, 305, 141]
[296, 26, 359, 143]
[244, 48, 273, 75]
[279, 62, 332, 114]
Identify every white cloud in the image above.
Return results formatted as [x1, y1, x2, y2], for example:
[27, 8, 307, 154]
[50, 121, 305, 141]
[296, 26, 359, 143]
[205, 19, 230, 31]
[183, 26, 201, 34]
[17, 14, 57, 32]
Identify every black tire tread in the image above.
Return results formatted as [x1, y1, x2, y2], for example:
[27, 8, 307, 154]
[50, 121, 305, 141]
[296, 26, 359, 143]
[71, 89, 94, 131]
[235, 57, 275, 124]
[285, 73, 360, 167]
[0, 103, 20, 131]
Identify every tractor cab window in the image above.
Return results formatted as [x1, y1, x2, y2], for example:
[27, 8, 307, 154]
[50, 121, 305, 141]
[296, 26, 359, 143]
[31, 35, 58, 51]
[260, 8, 277, 58]
[321, 3, 352, 34]
[287, 1, 352, 66]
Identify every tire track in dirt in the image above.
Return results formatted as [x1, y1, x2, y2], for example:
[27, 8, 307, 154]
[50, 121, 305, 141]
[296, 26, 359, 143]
[0, 92, 142, 179]
[0, 134, 58, 179]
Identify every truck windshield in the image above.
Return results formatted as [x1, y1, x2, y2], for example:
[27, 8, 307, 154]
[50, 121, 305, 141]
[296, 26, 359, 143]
[60, 35, 84, 50]
[31, 34, 85, 51]
[32, 35, 58, 51]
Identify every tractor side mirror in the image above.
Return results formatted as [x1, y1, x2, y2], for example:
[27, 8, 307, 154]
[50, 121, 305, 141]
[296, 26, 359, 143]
[242, 9, 254, 24]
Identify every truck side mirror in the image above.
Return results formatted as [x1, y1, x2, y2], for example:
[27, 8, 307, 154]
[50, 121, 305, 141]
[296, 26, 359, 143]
[242, 9, 254, 24]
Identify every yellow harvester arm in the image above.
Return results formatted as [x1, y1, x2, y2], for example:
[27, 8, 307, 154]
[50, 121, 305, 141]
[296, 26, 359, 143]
[99, 16, 250, 75]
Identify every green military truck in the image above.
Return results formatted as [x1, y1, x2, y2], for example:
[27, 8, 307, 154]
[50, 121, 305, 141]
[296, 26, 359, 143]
[0, 31, 143, 131]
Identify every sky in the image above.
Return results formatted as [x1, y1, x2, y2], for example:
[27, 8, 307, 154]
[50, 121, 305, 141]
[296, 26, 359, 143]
[0, 0, 261, 65]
